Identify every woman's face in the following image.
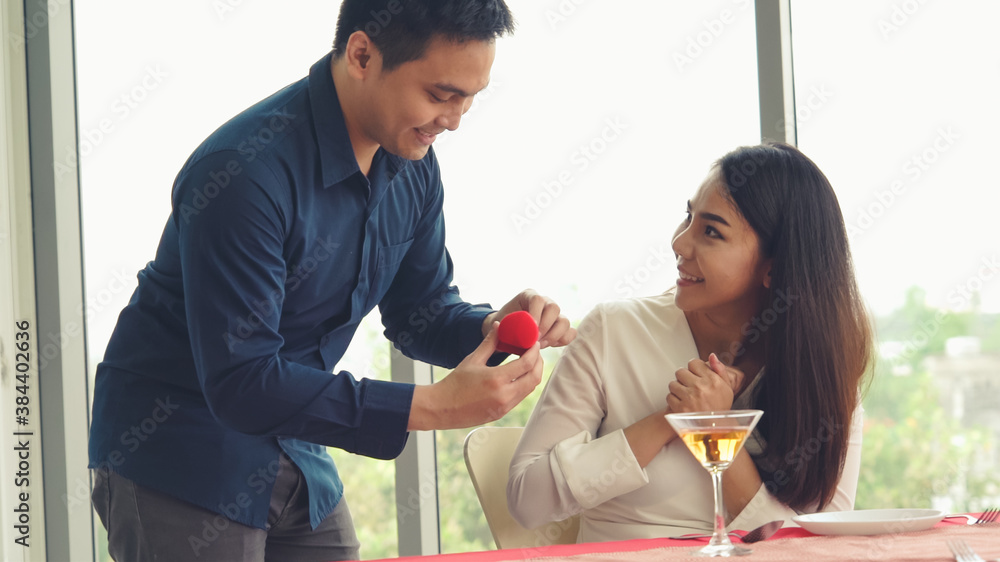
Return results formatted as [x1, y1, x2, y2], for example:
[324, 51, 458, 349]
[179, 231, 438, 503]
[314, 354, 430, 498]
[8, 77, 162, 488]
[671, 167, 772, 318]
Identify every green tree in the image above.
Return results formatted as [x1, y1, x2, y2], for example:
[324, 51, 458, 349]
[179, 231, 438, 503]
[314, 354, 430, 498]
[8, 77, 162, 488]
[329, 449, 398, 559]
[436, 347, 563, 554]
[858, 286, 998, 511]
[876, 286, 972, 371]
[857, 364, 994, 511]
[329, 330, 565, 559]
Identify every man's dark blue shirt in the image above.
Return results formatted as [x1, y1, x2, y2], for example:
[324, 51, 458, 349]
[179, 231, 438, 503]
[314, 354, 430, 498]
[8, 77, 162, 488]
[88, 52, 493, 529]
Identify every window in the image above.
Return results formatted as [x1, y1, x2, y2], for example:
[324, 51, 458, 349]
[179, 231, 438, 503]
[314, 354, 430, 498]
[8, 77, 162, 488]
[77, 2, 761, 557]
[75, 3, 346, 559]
[431, 0, 761, 554]
[68, 1, 1000, 560]
[791, 0, 1000, 512]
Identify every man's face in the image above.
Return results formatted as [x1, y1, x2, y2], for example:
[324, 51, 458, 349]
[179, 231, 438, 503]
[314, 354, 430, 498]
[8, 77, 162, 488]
[362, 36, 495, 160]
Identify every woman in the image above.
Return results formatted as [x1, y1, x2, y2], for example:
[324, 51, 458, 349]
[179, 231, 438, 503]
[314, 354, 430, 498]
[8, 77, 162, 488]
[507, 142, 873, 542]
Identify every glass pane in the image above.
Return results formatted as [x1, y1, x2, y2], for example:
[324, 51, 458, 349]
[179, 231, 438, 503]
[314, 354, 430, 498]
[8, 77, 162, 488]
[78, 1, 763, 558]
[438, 0, 760, 319]
[434, 0, 760, 553]
[74, 1, 401, 559]
[328, 314, 399, 559]
[791, 0, 1000, 512]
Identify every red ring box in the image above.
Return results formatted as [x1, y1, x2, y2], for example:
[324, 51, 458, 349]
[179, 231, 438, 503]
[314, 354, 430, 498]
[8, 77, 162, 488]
[496, 311, 539, 355]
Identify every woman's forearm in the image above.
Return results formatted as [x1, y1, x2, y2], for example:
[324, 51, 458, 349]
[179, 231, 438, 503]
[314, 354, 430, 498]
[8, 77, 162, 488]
[622, 408, 678, 468]
[721, 449, 764, 518]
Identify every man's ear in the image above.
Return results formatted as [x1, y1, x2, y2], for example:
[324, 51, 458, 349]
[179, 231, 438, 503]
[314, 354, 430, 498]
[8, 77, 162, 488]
[344, 30, 380, 79]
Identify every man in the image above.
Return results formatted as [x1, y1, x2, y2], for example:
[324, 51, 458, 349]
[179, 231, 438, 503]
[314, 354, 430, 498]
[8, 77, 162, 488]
[88, 1, 575, 560]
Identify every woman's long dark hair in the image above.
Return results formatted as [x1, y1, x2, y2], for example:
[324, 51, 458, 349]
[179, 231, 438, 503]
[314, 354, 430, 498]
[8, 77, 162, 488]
[718, 141, 873, 510]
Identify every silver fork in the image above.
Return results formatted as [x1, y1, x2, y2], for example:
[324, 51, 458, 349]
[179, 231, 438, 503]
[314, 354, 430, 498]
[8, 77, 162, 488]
[947, 539, 985, 562]
[944, 507, 1000, 525]
[974, 507, 999, 525]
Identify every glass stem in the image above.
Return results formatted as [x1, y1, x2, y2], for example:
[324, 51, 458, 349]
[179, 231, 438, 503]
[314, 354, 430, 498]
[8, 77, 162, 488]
[708, 468, 732, 548]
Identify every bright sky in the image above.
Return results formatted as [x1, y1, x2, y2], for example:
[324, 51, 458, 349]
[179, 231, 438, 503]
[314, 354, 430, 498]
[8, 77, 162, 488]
[75, 0, 1000, 370]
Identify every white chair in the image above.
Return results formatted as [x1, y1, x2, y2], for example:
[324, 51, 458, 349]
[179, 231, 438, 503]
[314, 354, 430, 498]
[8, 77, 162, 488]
[463, 426, 580, 549]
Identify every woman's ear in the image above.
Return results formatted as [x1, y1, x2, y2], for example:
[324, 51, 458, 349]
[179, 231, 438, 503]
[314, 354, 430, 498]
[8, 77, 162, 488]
[762, 259, 773, 289]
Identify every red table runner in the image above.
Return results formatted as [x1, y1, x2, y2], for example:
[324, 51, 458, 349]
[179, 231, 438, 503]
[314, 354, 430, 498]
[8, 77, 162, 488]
[369, 518, 998, 562]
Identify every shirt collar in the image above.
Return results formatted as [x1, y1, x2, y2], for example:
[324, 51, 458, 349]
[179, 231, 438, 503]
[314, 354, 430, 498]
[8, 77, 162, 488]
[308, 51, 408, 189]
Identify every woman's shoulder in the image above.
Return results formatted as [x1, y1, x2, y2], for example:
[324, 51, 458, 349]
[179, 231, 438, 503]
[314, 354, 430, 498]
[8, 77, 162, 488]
[573, 289, 695, 364]
[577, 290, 689, 347]
[593, 289, 683, 322]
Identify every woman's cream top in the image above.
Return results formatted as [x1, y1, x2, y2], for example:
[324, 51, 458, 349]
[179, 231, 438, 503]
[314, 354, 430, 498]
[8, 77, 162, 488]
[507, 291, 863, 543]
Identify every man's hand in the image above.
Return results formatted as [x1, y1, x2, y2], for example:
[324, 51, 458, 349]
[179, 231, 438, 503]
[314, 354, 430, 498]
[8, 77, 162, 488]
[666, 354, 745, 413]
[483, 289, 576, 349]
[408, 322, 544, 431]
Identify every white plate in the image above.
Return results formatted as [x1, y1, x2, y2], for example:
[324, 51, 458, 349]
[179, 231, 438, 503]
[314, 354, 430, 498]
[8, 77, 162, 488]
[792, 508, 945, 536]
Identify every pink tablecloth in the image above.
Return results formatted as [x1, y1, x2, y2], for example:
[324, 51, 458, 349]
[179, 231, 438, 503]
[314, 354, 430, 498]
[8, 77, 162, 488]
[371, 519, 999, 562]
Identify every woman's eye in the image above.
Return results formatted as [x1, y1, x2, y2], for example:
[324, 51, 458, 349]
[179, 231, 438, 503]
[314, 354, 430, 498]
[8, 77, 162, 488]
[429, 93, 446, 103]
[683, 211, 692, 223]
[705, 226, 723, 239]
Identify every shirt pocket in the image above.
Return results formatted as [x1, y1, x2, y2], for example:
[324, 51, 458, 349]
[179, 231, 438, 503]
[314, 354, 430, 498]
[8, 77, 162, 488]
[365, 238, 414, 310]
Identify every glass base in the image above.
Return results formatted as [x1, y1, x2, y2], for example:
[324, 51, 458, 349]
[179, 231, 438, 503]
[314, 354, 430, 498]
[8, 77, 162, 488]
[690, 543, 753, 557]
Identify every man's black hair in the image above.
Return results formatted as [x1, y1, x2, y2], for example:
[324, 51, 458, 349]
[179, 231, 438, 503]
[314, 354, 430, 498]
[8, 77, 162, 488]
[333, 0, 515, 71]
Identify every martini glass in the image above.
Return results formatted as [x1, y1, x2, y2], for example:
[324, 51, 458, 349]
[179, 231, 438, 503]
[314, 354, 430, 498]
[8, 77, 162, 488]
[665, 409, 763, 557]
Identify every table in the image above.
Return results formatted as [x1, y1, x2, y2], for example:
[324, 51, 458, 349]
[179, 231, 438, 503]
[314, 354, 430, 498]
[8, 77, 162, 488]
[370, 519, 998, 562]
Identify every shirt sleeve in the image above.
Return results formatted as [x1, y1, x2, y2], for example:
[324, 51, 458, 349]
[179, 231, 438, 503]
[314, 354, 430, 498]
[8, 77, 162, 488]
[507, 305, 649, 529]
[173, 150, 411, 460]
[378, 149, 494, 368]
[728, 403, 865, 531]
